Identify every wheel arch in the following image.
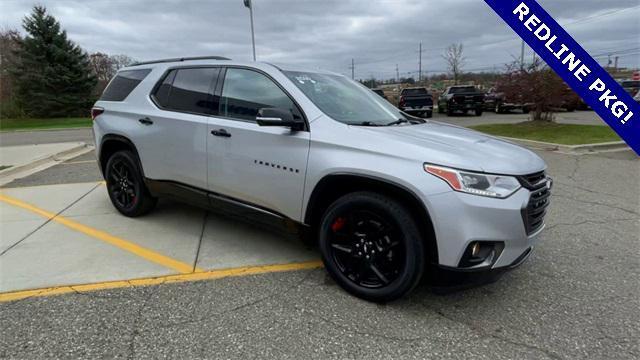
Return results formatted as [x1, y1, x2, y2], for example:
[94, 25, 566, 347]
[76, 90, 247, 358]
[99, 134, 145, 178]
[304, 173, 438, 264]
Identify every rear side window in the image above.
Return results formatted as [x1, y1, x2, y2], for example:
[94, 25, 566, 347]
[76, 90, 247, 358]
[152, 67, 220, 115]
[100, 69, 151, 101]
[219, 68, 302, 121]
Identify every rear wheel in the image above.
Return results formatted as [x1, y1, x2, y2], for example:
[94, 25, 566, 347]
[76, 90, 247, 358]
[105, 150, 157, 217]
[318, 192, 425, 302]
[475, 108, 483, 116]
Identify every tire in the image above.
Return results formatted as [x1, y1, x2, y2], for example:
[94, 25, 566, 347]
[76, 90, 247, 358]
[475, 108, 483, 116]
[105, 150, 157, 217]
[522, 107, 530, 114]
[446, 107, 454, 116]
[425, 110, 433, 118]
[318, 192, 425, 302]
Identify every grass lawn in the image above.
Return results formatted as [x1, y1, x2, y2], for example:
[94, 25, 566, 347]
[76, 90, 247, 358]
[470, 122, 621, 145]
[0, 117, 91, 131]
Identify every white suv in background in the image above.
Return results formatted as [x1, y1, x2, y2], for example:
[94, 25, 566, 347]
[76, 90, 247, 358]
[92, 56, 551, 302]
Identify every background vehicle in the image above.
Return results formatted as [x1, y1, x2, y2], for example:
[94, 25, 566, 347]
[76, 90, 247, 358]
[437, 86, 484, 116]
[372, 88, 386, 99]
[484, 88, 531, 114]
[398, 87, 433, 118]
[93, 57, 550, 302]
[620, 80, 640, 97]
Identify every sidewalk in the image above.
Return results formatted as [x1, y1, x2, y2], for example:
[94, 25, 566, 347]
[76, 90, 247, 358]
[0, 142, 92, 186]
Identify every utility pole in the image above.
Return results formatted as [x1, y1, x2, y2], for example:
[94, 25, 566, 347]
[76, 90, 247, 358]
[520, 39, 525, 71]
[243, 0, 256, 61]
[418, 42, 422, 84]
[614, 56, 619, 72]
[349, 58, 355, 79]
[395, 64, 399, 83]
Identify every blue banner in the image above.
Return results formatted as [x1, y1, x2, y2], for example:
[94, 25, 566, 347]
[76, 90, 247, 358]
[484, 0, 640, 155]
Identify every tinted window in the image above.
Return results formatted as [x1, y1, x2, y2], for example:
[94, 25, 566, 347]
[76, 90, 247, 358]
[401, 88, 428, 96]
[450, 86, 477, 94]
[152, 70, 176, 108]
[220, 68, 301, 121]
[164, 68, 220, 114]
[100, 69, 151, 101]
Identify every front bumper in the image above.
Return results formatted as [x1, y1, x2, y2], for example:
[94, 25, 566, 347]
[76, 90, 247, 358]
[449, 103, 483, 111]
[425, 185, 549, 270]
[402, 106, 433, 112]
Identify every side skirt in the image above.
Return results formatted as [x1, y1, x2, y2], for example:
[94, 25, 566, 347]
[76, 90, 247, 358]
[144, 179, 308, 238]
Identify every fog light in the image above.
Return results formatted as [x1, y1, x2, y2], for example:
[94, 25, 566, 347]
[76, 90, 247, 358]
[459, 242, 505, 269]
[471, 242, 481, 257]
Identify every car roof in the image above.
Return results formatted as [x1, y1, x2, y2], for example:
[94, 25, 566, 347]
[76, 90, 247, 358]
[122, 58, 342, 77]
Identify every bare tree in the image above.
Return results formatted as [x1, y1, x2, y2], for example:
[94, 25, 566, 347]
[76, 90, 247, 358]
[497, 58, 569, 122]
[0, 28, 21, 102]
[110, 54, 136, 70]
[89, 52, 115, 82]
[443, 43, 465, 84]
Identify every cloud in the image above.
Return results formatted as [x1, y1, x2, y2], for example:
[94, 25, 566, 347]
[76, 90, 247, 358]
[1, 0, 638, 79]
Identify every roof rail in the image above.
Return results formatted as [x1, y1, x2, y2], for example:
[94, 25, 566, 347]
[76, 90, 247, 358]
[131, 56, 231, 66]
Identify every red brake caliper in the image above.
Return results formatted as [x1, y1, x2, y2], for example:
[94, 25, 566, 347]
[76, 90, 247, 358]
[331, 217, 346, 232]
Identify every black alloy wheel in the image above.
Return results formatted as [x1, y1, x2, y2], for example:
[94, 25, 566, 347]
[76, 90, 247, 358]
[109, 158, 138, 210]
[328, 210, 405, 289]
[319, 192, 425, 302]
[105, 150, 157, 217]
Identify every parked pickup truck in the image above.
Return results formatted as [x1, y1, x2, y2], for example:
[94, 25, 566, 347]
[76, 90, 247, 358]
[398, 87, 433, 118]
[438, 86, 484, 116]
[484, 88, 532, 114]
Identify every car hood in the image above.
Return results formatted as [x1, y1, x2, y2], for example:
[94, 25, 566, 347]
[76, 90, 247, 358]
[354, 121, 546, 175]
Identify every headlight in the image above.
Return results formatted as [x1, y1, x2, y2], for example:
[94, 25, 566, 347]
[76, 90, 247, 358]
[424, 164, 521, 198]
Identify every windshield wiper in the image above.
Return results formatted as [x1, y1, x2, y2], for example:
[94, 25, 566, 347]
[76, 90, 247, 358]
[351, 121, 383, 126]
[385, 118, 409, 126]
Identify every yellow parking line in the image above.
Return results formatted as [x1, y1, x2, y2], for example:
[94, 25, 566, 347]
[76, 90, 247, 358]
[0, 193, 200, 274]
[0, 181, 104, 190]
[0, 260, 323, 302]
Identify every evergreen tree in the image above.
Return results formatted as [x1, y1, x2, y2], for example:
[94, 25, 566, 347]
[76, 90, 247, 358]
[12, 6, 96, 117]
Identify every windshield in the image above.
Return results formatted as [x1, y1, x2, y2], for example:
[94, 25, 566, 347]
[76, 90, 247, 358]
[401, 88, 428, 96]
[621, 80, 640, 87]
[283, 70, 407, 126]
[450, 86, 477, 94]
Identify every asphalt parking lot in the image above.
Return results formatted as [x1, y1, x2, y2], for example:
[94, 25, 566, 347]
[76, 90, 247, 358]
[1, 127, 638, 359]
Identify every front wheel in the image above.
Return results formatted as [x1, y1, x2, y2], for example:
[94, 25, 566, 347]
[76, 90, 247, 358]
[318, 192, 425, 302]
[105, 150, 157, 217]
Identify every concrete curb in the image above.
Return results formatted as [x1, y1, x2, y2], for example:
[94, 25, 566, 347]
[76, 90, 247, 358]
[0, 143, 94, 186]
[498, 137, 629, 154]
[0, 126, 91, 133]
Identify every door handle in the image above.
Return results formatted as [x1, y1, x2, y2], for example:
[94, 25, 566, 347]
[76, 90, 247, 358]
[211, 129, 231, 138]
[138, 117, 153, 125]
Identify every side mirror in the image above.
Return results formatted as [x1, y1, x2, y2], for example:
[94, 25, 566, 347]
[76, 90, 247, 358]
[256, 108, 304, 131]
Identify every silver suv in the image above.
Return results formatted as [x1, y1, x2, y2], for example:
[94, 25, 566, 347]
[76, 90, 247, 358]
[92, 56, 551, 302]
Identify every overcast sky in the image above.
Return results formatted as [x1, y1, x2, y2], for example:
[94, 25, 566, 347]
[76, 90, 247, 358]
[1, 0, 638, 79]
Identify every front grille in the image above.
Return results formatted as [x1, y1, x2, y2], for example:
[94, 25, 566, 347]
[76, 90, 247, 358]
[518, 171, 546, 189]
[519, 172, 551, 235]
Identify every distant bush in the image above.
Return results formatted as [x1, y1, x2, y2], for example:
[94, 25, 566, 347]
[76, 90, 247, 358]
[0, 98, 25, 119]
